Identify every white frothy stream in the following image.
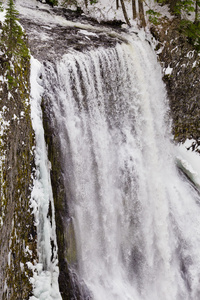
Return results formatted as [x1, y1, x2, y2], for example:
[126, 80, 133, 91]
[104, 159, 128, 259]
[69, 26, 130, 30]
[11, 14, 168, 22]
[33, 36, 200, 300]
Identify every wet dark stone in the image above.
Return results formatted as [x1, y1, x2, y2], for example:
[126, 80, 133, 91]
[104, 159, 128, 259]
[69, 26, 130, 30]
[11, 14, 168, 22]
[19, 6, 128, 62]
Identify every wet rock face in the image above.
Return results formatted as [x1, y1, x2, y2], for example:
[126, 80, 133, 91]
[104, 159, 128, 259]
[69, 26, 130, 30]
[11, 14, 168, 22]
[0, 53, 37, 298]
[18, 5, 126, 61]
[21, 20, 121, 61]
[151, 18, 200, 145]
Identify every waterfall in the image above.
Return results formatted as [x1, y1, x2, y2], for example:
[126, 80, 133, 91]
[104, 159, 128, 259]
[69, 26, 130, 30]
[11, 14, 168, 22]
[37, 35, 200, 300]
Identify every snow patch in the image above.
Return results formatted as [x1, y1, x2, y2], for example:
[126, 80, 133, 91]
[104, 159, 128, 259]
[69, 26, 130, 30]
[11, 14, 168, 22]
[176, 140, 200, 189]
[79, 29, 99, 37]
[164, 65, 173, 75]
[29, 56, 62, 300]
[187, 50, 195, 59]
[0, 6, 5, 23]
[193, 61, 197, 68]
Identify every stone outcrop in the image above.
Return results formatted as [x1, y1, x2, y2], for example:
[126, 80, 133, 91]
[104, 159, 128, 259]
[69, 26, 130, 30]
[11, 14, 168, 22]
[150, 16, 200, 147]
[0, 34, 37, 299]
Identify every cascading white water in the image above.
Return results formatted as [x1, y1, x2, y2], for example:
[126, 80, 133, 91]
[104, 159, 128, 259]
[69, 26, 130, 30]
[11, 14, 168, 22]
[41, 36, 200, 300]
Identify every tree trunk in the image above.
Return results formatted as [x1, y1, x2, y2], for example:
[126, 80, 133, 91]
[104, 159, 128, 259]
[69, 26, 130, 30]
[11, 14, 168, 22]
[132, 0, 137, 19]
[116, 0, 119, 9]
[168, 0, 180, 15]
[120, 0, 131, 26]
[84, 0, 88, 8]
[138, 0, 146, 27]
[194, 0, 199, 23]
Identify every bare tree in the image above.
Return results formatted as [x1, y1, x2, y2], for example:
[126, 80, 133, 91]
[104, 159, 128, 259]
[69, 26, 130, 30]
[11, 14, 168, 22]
[132, 0, 137, 19]
[116, 0, 119, 9]
[138, 0, 146, 27]
[120, 0, 131, 26]
[170, 0, 180, 14]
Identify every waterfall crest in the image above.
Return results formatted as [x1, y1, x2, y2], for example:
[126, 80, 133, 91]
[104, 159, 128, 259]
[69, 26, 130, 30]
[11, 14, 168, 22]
[40, 36, 200, 300]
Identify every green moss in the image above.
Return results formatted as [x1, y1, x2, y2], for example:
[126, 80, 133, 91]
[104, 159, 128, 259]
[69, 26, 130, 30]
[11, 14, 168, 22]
[0, 10, 37, 297]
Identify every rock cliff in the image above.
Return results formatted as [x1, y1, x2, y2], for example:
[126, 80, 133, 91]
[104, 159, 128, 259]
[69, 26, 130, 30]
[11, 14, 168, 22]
[151, 16, 200, 148]
[0, 31, 37, 299]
